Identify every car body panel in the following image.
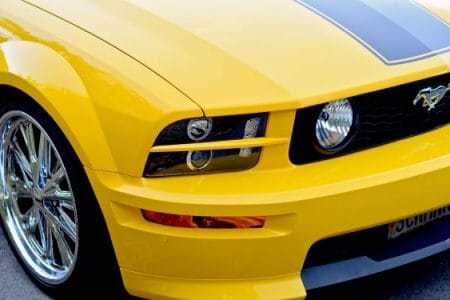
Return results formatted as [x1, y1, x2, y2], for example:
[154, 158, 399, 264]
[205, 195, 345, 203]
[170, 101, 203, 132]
[418, 0, 450, 22]
[23, 0, 449, 116]
[87, 123, 450, 299]
[0, 40, 115, 171]
[0, 0, 203, 176]
[0, 1, 449, 299]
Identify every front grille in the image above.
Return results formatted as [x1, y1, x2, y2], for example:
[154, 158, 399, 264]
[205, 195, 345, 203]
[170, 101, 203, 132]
[290, 73, 450, 164]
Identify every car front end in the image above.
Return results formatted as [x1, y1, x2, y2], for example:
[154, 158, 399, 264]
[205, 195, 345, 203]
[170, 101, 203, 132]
[1, 0, 449, 299]
[89, 73, 450, 299]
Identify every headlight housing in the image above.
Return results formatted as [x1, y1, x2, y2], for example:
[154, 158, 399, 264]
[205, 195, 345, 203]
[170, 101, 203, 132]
[144, 113, 268, 177]
[315, 99, 357, 153]
[289, 98, 360, 165]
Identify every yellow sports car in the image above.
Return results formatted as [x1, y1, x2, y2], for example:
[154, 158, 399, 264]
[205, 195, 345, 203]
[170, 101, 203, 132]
[0, 0, 449, 299]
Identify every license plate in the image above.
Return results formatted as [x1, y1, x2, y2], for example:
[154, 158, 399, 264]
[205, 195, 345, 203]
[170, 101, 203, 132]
[388, 206, 450, 240]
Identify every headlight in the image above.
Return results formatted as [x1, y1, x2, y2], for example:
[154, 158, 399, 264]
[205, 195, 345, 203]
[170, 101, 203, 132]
[145, 113, 268, 177]
[315, 99, 357, 153]
[186, 150, 213, 170]
[187, 118, 213, 141]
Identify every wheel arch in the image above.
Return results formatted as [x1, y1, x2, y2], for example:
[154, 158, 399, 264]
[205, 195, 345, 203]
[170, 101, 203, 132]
[0, 40, 117, 172]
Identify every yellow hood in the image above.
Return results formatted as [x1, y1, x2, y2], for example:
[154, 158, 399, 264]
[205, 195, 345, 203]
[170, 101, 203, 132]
[26, 0, 450, 115]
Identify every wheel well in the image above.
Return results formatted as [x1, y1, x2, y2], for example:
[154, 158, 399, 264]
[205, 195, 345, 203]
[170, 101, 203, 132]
[0, 84, 35, 104]
[0, 83, 128, 296]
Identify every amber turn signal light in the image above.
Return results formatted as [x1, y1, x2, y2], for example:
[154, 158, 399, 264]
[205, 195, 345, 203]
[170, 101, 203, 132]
[142, 210, 265, 229]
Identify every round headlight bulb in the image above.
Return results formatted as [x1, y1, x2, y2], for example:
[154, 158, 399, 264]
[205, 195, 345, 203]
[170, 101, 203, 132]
[187, 150, 213, 170]
[187, 118, 213, 141]
[315, 99, 356, 152]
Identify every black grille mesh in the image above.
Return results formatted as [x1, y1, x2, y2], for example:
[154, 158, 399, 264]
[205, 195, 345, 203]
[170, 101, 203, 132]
[290, 73, 450, 164]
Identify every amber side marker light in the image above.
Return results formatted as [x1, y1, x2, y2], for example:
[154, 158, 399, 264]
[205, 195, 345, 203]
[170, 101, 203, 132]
[142, 210, 265, 229]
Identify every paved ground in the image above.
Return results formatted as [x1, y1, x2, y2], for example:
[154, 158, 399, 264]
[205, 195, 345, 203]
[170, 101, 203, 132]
[0, 230, 50, 300]
[1, 228, 450, 299]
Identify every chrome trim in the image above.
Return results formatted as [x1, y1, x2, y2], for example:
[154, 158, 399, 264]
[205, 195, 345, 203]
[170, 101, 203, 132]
[413, 83, 450, 111]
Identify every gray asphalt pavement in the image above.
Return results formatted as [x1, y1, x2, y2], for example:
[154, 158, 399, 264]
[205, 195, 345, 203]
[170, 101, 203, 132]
[1, 228, 450, 299]
[0, 230, 50, 300]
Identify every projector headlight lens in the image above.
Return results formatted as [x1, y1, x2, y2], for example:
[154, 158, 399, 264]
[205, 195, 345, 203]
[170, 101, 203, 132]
[187, 150, 213, 170]
[187, 118, 213, 141]
[315, 99, 356, 152]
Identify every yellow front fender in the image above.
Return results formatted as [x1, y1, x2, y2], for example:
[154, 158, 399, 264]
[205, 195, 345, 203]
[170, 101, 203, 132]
[0, 40, 117, 171]
[0, 2, 205, 176]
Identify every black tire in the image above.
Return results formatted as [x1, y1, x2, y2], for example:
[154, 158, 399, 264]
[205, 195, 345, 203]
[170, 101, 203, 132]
[0, 89, 129, 299]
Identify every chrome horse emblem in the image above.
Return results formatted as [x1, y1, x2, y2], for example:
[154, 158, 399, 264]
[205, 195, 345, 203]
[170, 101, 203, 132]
[413, 83, 450, 111]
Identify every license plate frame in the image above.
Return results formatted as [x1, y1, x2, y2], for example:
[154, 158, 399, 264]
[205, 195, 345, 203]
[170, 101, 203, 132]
[388, 206, 450, 240]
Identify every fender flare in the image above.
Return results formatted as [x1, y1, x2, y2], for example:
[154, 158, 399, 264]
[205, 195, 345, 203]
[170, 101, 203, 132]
[0, 40, 117, 171]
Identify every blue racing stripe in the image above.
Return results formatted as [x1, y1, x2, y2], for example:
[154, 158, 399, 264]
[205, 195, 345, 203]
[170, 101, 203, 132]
[296, 0, 450, 64]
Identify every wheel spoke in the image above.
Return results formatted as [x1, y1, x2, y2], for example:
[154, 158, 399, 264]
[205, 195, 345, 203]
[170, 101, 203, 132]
[20, 206, 37, 233]
[41, 167, 64, 194]
[59, 199, 75, 211]
[35, 131, 45, 184]
[20, 122, 42, 186]
[44, 216, 54, 260]
[52, 225, 73, 267]
[44, 139, 52, 179]
[41, 187, 75, 211]
[10, 175, 32, 198]
[42, 188, 72, 201]
[19, 122, 37, 160]
[44, 207, 77, 243]
[57, 207, 77, 242]
[11, 140, 31, 179]
[56, 190, 73, 202]
[37, 211, 47, 251]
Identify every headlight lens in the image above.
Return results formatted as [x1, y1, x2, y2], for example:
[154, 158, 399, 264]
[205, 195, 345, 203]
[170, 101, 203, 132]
[315, 99, 356, 152]
[186, 150, 213, 170]
[145, 113, 267, 177]
[187, 118, 213, 141]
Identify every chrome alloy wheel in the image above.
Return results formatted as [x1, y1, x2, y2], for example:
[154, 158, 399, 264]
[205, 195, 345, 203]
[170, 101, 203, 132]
[0, 111, 78, 285]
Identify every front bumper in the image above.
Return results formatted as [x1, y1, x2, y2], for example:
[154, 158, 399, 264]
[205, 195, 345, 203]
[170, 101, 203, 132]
[86, 123, 450, 299]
